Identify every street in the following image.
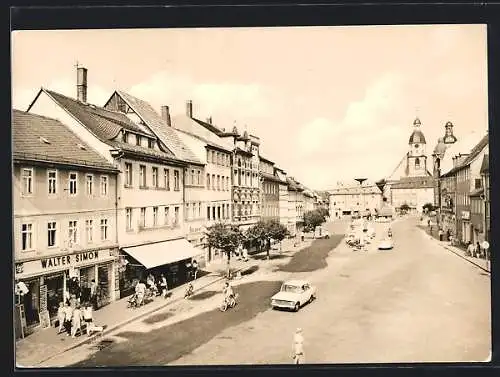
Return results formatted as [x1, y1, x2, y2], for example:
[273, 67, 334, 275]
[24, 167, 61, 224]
[65, 217, 490, 366]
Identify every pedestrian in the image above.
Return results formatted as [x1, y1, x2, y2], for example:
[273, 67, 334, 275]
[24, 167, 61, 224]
[446, 229, 451, 242]
[71, 304, 83, 338]
[159, 274, 168, 298]
[89, 279, 97, 310]
[63, 302, 73, 336]
[185, 260, 192, 281]
[135, 280, 146, 306]
[192, 259, 199, 280]
[466, 241, 475, 257]
[476, 242, 482, 258]
[439, 228, 444, 241]
[82, 302, 93, 336]
[57, 302, 66, 334]
[292, 328, 305, 364]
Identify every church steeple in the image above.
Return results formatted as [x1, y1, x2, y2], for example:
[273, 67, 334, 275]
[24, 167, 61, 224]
[406, 117, 428, 177]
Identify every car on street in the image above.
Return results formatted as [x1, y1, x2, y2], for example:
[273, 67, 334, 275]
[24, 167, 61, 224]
[378, 238, 394, 250]
[271, 279, 316, 312]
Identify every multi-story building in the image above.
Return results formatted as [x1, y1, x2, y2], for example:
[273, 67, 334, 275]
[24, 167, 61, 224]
[286, 177, 304, 236]
[13, 110, 120, 331]
[274, 167, 290, 228]
[481, 154, 490, 245]
[259, 156, 280, 221]
[27, 66, 203, 295]
[328, 182, 381, 218]
[303, 189, 316, 213]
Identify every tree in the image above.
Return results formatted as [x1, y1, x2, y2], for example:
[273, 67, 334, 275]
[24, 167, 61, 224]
[400, 203, 411, 213]
[246, 219, 290, 260]
[317, 207, 330, 220]
[422, 202, 435, 213]
[303, 209, 327, 235]
[205, 222, 243, 277]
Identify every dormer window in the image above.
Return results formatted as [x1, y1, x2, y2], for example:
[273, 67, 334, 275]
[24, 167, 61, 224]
[148, 139, 155, 149]
[39, 136, 50, 144]
[122, 131, 129, 143]
[136, 135, 142, 146]
[77, 143, 87, 150]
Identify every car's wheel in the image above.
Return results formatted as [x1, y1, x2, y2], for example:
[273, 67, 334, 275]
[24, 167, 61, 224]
[294, 302, 300, 312]
[310, 294, 316, 302]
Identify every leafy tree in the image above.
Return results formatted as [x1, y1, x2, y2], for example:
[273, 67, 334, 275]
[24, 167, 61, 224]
[303, 209, 327, 235]
[205, 222, 243, 277]
[268, 220, 290, 254]
[422, 202, 435, 213]
[400, 203, 411, 213]
[246, 219, 290, 260]
[317, 207, 330, 220]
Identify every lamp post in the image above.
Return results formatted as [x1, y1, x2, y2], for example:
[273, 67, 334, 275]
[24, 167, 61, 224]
[432, 153, 442, 232]
[355, 178, 367, 217]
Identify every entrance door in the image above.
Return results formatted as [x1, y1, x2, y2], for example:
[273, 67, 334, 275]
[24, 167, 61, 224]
[45, 274, 64, 319]
[97, 264, 111, 308]
[22, 279, 40, 327]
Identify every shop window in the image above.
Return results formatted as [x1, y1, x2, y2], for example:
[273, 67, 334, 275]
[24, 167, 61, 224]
[69, 172, 78, 196]
[47, 221, 57, 247]
[85, 219, 93, 243]
[100, 219, 108, 240]
[100, 175, 108, 196]
[21, 279, 40, 327]
[46, 274, 64, 318]
[21, 223, 33, 251]
[22, 168, 34, 195]
[48, 170, 57, 195]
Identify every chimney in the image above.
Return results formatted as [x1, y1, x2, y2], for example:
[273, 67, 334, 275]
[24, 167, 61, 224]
[76, 66, 88, 103]
[206, 116, 212, 125]
[186, 100, 193, 118]
[161, 105, 171, 127]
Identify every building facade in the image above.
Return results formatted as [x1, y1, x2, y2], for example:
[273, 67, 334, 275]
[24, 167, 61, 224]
[259, 156, 280, 221]
[275, 167, 290, 228]
[13, 110, 120, 332]
[328, 182, 382, 218]
[27, 67, 203, 296]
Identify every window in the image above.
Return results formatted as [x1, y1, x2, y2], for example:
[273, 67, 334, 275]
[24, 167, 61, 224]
[191, 170, 195, 185]
[85, 220, 93, 243]
[148, 139, 155, 149]
[140, 208, 146, 228]
[207, 174, 211, 189]
[226, 204, 230, 219]
[164, 169, 170, 190]
[125, 163, 133, 186]
[226, 177, 229, 191]
[174, 207, 179, 225]
[222, 205, 225, 219]
[475, 178, 482, 189]
[212, 207, 216, 220]
[47, 221, 57, 247]
[100, 219, 108, 240]
[212, 152, 216, 164]
[238, 171, 241, 186]
[140, 165, 146, 187]
[186, 204, 190, 220]
[69, 172, 78, 195]
[207, 205, 211, 220]
[100, 175, 108, 196]
[415, 158, 420, 169]
[197, 170, 201, 185]
[48, 170, 57, 195]
[217, 175, 220, 190]
[198, 203, 201, 218]
[68, 220, 78, 245]
[21, 168, 34, 195]
[86, 175, 93, 196]
[192, 204, 196, 219]
[218, 206, 221, 220]
[207, 150, 211, 163]
[174, 170, 180, 191]
[212, 174, 216, 190]
[152, 167, 158, 188]
[164, 207, 170, 225]
[153, 207, 158, 226]
[21, 223, 33, 251]
[126, 208, 132, 230]
[122, 131, 129, 143]
[136, 135, 142, 146]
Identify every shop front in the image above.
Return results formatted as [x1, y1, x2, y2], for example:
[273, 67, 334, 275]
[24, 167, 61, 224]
[120, 238, 204, 297]
[14, 247, 118, 331]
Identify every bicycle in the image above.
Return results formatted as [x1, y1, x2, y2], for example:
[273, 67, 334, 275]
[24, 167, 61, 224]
[220, 293, 239, 312]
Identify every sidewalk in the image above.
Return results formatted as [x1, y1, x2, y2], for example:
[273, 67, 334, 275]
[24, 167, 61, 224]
[419, 226, 490, 274]
[16, 258, 252, 368]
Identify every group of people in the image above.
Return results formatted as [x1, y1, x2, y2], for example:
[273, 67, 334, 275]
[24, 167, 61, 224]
[466, 241, 486, 259]
[57, 299, 103, 338]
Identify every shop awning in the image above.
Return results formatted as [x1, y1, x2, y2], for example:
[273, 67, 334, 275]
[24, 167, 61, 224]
[122, 239, 203, 269]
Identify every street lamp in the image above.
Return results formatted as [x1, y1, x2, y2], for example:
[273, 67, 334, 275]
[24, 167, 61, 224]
[432, 153, 442, 231]
[355, 178, 367, 217]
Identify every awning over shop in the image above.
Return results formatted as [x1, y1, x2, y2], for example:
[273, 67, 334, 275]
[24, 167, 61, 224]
[122, 239, 203, 269]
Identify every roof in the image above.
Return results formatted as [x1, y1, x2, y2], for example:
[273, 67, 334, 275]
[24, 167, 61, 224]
[261, 171, 285, 183]
[286, 177, 303, 191]
[389, 176, 435, 189]
[441, 133, 488, 176]
[409, 129, 426, 144]
[42, 89, 153, 139]
[234, 147, 253, 156]
[191, 117, 227, 137]
[113, 91, 201, 164]
[480, 154, 489, 174]
[12, 109, 118, 172]
[259, 155, 274, 165]
[437, 130, 485, 175]
[328, 185, 380, 195]
[174, 128, 232, 153]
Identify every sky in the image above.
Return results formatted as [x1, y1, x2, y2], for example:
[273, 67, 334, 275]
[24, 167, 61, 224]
[11, 25, 488, 190]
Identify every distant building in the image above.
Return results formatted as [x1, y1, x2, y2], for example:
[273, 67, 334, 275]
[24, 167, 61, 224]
[259, 156, 280, 221]
[328, 182, 381, 219]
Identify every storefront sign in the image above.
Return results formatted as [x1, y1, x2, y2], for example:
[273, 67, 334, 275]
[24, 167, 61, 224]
[15, 249, 115, 279]
[461, 211, 470, 220]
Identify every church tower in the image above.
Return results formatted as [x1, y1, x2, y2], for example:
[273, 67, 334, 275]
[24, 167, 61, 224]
[406, 117, 428, 177]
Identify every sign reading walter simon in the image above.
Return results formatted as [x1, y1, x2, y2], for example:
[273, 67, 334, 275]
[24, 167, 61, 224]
[41, 251, 99, 269]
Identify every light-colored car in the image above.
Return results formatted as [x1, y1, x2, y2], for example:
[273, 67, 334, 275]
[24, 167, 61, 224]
[378, 238, 394, 250]
[271, 280, 317, 312]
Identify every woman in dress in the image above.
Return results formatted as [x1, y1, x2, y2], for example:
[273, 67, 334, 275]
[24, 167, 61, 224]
[71, 304, 83, 338]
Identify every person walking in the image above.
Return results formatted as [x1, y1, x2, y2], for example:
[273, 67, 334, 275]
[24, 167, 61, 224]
[476, 241, 482, 258]
[57, 302, 66, 334]
[89, 279, 97, 310]
[292, 328, 305, 364]
[159, 274, 168, 299]
[192, 259, 199, 280]
[71, 304, 83, 338]
[63, 302, 73, 336]
[466, 241, 475, 257]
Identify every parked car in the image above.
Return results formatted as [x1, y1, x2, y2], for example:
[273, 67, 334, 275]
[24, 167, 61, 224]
[271, 280, 316, 312]
[378, 238, 394, 250]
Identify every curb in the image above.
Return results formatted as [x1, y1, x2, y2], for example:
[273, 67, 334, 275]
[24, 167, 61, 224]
[418, 227, 491, 274]
[34, 264, 254, 367]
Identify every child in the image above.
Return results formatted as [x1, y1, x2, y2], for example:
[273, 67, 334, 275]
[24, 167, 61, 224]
[82, 302, 93, 336]
[63, 302, 73, 336]
[71, 304, 83, 338]
[57, 302, 65, 334]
